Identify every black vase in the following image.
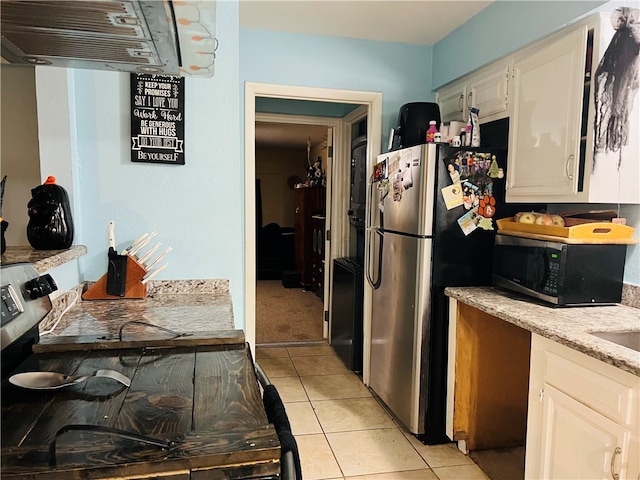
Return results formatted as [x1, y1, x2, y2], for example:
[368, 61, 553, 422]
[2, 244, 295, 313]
[27, 178, 74, 250]
[1, 219, 7, 255]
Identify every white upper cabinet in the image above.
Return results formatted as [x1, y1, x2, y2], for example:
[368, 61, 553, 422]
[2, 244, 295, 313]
[506, 12, 639, 203]
[438, 12, 639, 204]
[467, 62, 510, 123]
[506, 27, 587, 199]
[437, 60, 511, 125]
[437, 79, 467, 124]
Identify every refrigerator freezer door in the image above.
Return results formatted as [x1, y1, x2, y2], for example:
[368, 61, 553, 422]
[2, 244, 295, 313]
[376, 144, 438, 237]
[369, 231, 432, 434]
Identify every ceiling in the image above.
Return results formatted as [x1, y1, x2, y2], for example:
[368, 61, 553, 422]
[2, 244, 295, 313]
[240, 1, 493, 46]
[245, 1, 494, 149]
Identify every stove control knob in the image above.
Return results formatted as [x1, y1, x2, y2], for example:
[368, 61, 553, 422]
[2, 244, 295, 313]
[24, 274, 58, 299]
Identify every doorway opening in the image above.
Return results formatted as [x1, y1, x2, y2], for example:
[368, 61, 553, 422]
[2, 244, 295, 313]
[244, 83, 382, 374]
[254, 118, 333, 345]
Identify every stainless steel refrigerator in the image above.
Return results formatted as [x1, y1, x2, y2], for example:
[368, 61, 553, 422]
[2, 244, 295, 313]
[367, 142, 535, 444]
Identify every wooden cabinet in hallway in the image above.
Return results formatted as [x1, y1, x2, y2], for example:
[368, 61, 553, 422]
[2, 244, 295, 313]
[293, 186, 325, 289]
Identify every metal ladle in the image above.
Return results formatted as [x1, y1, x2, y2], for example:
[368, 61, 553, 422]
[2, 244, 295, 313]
[9, 369, 131, 390]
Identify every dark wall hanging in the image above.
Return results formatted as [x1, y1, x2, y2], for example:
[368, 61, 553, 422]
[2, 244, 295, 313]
[593, 7, 640, 169]
[131, 74, 185, 165]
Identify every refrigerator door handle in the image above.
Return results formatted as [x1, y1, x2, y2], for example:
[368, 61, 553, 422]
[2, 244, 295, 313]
[366, 228, 383, 289]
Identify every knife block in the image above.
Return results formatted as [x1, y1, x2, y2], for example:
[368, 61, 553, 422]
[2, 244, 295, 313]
[82, 256, 147, 300]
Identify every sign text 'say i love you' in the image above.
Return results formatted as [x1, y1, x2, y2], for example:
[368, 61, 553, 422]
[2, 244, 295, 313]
[130, 74, 185, 165]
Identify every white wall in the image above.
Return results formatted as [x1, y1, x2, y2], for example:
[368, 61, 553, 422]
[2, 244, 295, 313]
[0, 66, 41, 246]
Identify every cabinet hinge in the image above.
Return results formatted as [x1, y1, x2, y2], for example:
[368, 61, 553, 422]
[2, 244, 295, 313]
[539, 389, 544, 402]
[326, 230, 331, 242]
[327, 146, 333, 158]
[324, 311, 329, 322]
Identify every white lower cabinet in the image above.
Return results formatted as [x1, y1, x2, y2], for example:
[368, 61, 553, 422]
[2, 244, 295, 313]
[526, 334, 640, 479]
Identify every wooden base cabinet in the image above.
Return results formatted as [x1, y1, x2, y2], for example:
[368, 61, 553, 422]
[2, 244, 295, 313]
[526, 334, 640, 480]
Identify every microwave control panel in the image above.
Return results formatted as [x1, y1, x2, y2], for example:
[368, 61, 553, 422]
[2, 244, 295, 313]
[541, 251, 561, 295]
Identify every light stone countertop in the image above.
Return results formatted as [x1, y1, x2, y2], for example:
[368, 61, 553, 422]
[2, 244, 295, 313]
[1, 245, 87, 272]
[38, 279, 234, 340]
[445, 286, 640, 376]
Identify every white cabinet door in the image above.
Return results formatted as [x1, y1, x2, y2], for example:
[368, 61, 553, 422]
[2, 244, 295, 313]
[507, 27, 587, 200]
[437, 80, 466, 124]
[537, 383, 630, 480]
[526, 334, 640, 480]
[468, 63, 510, 121]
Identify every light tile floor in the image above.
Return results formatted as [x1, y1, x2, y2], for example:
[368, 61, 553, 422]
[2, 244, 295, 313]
[256, 343, 490, 480]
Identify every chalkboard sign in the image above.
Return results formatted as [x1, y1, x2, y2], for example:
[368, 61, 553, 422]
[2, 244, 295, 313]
[130, 74, 185, 165]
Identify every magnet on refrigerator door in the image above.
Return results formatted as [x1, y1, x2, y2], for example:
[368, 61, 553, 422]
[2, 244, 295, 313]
[401, 160, 413, 190]
[441, 184, 463, 210]
[373, 159, 387, 182]
[457, 206, 482, 236]
[392, 173, 404, 202]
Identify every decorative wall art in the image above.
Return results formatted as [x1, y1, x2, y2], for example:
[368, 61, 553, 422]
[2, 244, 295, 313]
[593, 7, 640, 169]
[130, 74, 185, 165]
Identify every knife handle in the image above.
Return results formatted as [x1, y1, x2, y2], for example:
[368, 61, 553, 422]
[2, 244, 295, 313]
[108, 221, 115, 249]
[145, 247, 172, 269]
[141, 262, 168, 284]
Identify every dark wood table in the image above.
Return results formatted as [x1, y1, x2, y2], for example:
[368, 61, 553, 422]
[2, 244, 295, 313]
[1, 330, 280, 479]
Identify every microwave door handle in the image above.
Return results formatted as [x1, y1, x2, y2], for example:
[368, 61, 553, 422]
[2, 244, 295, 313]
[533, 251, 549, 292]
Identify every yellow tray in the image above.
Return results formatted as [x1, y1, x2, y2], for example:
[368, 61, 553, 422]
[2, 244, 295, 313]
[496, 219, 637, 244]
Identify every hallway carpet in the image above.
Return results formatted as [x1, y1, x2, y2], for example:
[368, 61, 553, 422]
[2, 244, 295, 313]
[256, 280, 324, 344]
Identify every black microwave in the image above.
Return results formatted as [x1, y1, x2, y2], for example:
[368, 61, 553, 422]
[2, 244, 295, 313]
[492, 234, 626, 306]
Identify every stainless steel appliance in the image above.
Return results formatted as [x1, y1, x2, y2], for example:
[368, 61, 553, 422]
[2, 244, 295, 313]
[367, 143, 536, 443]
[0, 0, 216, 77]
[1, 263, 55, 378]
[492, 234, 627, 306]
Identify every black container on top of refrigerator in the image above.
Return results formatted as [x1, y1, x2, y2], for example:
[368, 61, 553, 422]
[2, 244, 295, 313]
[390, 102, 441, 151]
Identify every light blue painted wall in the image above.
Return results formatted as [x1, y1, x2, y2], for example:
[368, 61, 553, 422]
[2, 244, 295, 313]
[432, 0, 609, 88]
[240, 29, 433, 150]
[60, 0, 245, 320]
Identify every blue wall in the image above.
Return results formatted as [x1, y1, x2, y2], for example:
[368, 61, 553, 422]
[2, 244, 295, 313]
[432, 1, 608, 88]
[241, 30, 433, 150]
[41, 1, 245, 315]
